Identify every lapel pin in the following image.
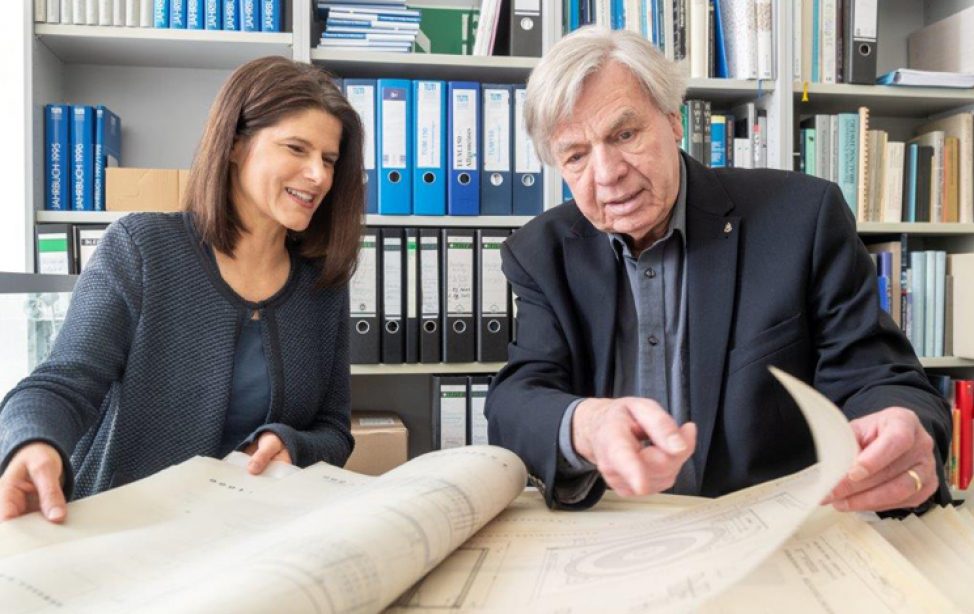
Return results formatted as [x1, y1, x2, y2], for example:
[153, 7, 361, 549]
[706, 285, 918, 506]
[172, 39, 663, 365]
[723, 222, 733, 234]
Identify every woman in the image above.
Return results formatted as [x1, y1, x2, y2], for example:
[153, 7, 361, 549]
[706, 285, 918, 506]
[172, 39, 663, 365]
[0, 56, 364, 523]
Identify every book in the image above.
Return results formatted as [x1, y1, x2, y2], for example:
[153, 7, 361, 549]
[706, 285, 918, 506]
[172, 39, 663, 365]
[877, 68, 974, 88]
[917, 111, 973, 223]
[410, 6, 479, 55]
[93, 106, 121, 212]
[44, 104, 71, 212]
[880, 141, 905, 224]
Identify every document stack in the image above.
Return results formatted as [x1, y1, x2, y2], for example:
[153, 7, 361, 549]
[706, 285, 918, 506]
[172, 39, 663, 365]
[315, 1, 421, 53]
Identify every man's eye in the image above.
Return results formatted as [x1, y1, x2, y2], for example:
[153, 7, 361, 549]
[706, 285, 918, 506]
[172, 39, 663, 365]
[619, 130, 634, 142]
[287, 144, 304, 154]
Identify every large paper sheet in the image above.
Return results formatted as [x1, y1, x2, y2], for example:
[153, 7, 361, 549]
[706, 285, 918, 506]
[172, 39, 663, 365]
[0, 369, 951, 612]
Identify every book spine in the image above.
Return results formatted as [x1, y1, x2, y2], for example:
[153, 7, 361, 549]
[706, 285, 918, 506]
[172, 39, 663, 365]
[98, 0, 113, 25]
[260, 0, 280, 32]
[187, 0, 203, 28]
[113, 0, 125, 25]
[170, 0, 187, 27]
[836, 113, 858, 214]
[204, 0, 221, 29]
[70, 0, 83, 24]
[93, 106, 121, 212]
[222, 0, 238, 30]
[152, 0, 168, 27]
[71, 106, 95, 212]
[44, 105, 70, 212]
[59, 0, 72, 24]
[241, 0, 259, 31]
[85, 0, 98, 24]
[139, 0, 151, 26]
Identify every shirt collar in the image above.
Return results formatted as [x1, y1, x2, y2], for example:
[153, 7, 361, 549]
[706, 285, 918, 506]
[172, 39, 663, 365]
[609, 155, 687, 259]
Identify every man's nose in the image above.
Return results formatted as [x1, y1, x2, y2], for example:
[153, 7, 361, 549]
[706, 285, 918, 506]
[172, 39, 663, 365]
[591, 146, 626, 186]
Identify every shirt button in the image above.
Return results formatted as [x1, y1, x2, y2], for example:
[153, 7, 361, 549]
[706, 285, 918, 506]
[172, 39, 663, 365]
[644, 268, 656, 278]
[648, 335, 659, 346]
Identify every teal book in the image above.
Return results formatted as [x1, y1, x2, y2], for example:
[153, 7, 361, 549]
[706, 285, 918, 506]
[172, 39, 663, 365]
[836, 112, 859, 213]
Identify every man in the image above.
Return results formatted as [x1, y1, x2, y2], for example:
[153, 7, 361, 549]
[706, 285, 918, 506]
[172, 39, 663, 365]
[485, 27, 951, 513]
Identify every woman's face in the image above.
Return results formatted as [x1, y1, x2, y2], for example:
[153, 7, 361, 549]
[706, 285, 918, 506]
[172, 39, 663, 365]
[229, 108, 343, 233]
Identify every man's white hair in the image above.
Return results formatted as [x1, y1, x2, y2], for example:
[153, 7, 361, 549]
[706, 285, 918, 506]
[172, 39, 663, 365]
[524, 26, 688, 165]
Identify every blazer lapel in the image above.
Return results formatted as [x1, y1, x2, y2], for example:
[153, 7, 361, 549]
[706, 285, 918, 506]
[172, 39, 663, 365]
[684, 155, 740, 490]
[564, 219, 619, 398]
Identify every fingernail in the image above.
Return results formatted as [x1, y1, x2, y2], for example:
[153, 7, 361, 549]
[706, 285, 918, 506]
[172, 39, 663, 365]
[834, 500, 849, 512]
[848, 466, 868, 482]
[47, 506, 65, 521]
[666, 434, 687, 453]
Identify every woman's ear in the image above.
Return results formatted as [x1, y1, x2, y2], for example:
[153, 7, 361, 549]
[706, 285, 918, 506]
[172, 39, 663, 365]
[229, 136, 246, 166]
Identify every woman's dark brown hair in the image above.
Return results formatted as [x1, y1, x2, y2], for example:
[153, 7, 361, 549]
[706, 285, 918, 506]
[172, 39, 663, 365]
[185, 55, 364, 288]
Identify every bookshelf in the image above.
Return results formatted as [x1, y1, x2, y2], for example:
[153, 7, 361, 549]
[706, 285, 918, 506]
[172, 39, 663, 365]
[33, 24, 293, 69]
[21, 0, 974, 459]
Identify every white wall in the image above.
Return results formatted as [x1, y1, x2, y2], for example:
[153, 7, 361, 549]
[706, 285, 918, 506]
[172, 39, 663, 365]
[0, 2, 28, 273]
[924, 0, 974, 25]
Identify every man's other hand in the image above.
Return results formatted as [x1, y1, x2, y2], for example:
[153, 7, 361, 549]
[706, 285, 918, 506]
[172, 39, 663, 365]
[573, 397, 696, 497]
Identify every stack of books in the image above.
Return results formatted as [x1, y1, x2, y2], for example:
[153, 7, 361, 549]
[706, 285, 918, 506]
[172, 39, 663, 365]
[315, 1, 420, 53]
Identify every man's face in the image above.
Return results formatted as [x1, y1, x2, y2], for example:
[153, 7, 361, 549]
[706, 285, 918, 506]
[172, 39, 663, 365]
[552, 61, 684, 252]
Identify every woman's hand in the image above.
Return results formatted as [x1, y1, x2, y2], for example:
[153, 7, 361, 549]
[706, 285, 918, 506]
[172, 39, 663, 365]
[243, 432, 292, 475]
[0, 442, 66, 523]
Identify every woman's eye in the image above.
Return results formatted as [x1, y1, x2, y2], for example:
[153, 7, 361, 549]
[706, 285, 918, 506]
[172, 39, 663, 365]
[287, 144, 304, 154]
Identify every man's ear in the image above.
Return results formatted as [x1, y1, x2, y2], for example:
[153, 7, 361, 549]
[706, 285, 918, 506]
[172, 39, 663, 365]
[667, 111, 684, 143]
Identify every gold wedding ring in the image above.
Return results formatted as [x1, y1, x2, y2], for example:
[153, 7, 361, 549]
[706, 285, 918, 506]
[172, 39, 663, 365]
[906, 468, 923, 493]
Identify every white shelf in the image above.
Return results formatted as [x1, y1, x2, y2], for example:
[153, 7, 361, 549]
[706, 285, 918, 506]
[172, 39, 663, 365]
[857, 223, 974, 235]
[366, 215, 529, 227]
[687, 78, 775, 106]
[795, 82, 974, 117]
[351, 363, 504, 375]
[919, 357, 974, 369]
[34, 24, 293, 69]
[35, 211, 530, 228]
[36, 211, 129, 224]
[311, 49, 537, 82]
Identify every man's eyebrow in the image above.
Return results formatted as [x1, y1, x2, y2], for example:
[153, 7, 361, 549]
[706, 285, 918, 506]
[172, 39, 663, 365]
[554, 110, 641, 155]
[606, 110, 639, 134]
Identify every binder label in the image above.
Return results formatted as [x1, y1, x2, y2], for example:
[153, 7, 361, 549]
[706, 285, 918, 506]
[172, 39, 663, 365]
[38, 232, 69, 275]
[452, 90, 477, 171]
[381, 88, 408, 169]
[469, 382, 489, 445]
[347, 85, 376, 171]
[350, 238, 377, 316]
[515, 91, 541, 173]
[420, 236, 440, 317]
[853, 0, 877, 39]
[406, 235, 418, 319]
[483, 89, 511, 172]
[416, 82, 443, 168]
[481, 239, 506, 315]
[383, 237, 403, 317]
[439, 384, 467, 449]
[447, 239, 473, 315]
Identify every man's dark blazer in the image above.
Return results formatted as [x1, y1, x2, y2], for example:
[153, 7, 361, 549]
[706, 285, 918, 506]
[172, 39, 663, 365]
[485, 152, 951, 510]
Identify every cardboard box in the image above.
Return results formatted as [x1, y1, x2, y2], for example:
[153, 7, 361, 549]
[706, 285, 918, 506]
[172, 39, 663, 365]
[177, 169, 190, 209]
[345, 412, 409, 476]
[106, 168, 180, 212]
